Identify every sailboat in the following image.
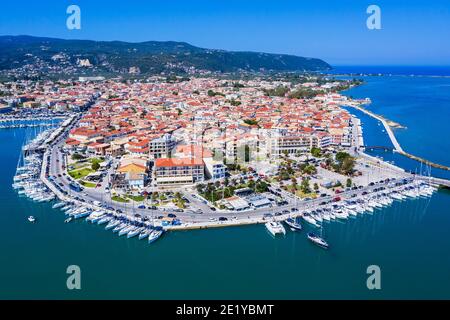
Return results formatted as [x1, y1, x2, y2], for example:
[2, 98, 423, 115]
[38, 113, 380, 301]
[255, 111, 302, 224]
[284, 217, 302, 231]
[308, 218, 329, 249]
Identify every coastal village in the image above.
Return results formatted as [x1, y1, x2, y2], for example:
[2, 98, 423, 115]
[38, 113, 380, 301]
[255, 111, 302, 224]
[4, 75, 438, 245]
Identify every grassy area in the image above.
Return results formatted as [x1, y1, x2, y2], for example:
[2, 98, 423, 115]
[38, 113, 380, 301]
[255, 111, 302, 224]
[89, 158, 104, 165]
[80, 181, 96, 188]
[70, 161, 91, 170]
[68, 168, 94, 180]
[111, 196, 130, 203]
[127, 195, 145, 202]
[295, 190, 318, 199]
[172, 198, 186, 209]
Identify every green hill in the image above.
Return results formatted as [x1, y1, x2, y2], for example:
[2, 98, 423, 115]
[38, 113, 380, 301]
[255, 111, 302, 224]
[0, 35, 331, 75]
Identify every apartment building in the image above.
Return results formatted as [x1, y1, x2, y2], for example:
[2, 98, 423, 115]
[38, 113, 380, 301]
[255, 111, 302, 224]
[149, 134, 177, 159]
[154, 158, 205, 187]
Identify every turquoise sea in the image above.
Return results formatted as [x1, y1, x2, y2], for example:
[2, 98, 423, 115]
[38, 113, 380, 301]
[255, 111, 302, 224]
[1, 67, 450, 299]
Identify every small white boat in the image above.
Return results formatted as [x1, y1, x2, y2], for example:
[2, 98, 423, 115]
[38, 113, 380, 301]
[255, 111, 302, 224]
[138, 230, 149, 240]
[148, 229, 164, 244]
[86, 211, 104, 223]
[52, 202, 66, 209]
[265, 221, 286, 236]
[28, 216, 36, 223]
[302, 215, 320, 227]
[284, 218, 302, 231]
[127, 227, 143, 239]
[113, 223, 127, 233]
[307, 232, 329, 249]
[106, 220, 120, 230]
[333, 210, 348, 220]
[390, 193, 403, 201]
[119, 225, 134, 236]
[97, 216, 112, 225]
[64, 217, 73, 223]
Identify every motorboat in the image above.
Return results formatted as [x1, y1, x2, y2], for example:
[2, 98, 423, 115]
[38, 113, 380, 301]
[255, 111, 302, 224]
[64, 217, 73, 223]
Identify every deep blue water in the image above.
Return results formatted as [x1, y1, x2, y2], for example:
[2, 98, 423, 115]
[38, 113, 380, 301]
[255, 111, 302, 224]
[1, 68, 450, 299]
[330, 65, 450, 76]
[338, 67, 450, 180]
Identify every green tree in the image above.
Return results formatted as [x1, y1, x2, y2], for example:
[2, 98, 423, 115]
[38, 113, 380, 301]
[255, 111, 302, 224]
[71, 153, 84, 161]
[341, 157, 356, 175]
[301, 178, 311, 194]
[244, 145, 251, 163]
[91, 162, 100, 171]
[314, 183, 319, 192]
[310, 147, 322, 158]
[336, 151, 351, 163]
[243, 119, 259, 126]
[346, 178, 353, 188]
[256, 181, 268, 193]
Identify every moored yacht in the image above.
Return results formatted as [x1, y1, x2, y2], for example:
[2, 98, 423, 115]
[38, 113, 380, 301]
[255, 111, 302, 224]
[265, 221, 286, 236]
[52, 202, 66, 209]
[138, 230, 150, 240]
[113, 223, 127, 233]
[302, 214, 320, 227]
[307, 232, 329, 249]
[119, 225, 135, 236]
[127, 227, 143, 239]
[148, 228, 164, 244]
[105, 220, 120, 230]
[284, 218, 302, 231]
[97, 216, 112, 225]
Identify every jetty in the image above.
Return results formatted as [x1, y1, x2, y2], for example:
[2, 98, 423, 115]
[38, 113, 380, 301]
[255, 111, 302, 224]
[346, 102, 450, 172]
[347, 102, 404, 152]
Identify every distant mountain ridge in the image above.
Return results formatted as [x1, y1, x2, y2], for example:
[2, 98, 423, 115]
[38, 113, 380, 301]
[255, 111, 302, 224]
[0, 35, 331, 75]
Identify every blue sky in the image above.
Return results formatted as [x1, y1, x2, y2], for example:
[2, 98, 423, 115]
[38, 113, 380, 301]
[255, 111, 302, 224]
[1, 0, 449, 66]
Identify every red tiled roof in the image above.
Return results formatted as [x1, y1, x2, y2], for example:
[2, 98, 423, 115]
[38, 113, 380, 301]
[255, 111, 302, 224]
[155, 158, 204, 168]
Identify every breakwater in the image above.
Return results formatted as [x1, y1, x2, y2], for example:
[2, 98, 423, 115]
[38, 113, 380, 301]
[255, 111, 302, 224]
[346, 102, 450, 172]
